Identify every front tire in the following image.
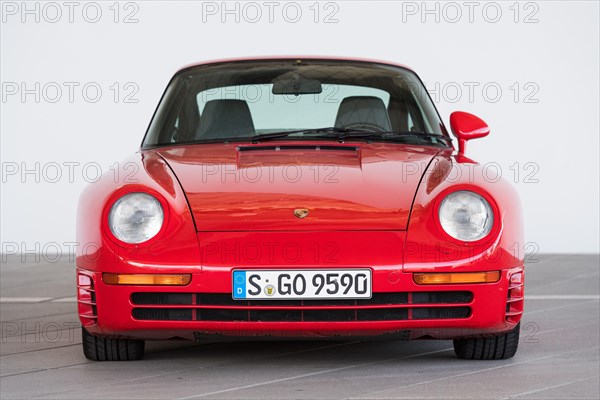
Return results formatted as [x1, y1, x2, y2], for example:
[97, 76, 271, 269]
[453, 323, 520, 360]
[82, 327, 145, 361]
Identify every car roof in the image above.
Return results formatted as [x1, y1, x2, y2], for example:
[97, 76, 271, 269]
[176, 56, 415, 74]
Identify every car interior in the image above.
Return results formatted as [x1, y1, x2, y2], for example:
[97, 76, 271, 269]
[171, 94, 421, 144]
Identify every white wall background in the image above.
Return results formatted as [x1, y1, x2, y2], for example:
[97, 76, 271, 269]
[1, 1, 598, 254]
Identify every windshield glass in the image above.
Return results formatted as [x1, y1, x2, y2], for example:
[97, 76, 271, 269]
[142, 59, 448, 148]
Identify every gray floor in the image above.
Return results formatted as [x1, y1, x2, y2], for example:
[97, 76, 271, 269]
[1, 254, 598, 399]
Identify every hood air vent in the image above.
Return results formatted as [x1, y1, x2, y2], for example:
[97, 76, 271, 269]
[237, 145, 358, 152]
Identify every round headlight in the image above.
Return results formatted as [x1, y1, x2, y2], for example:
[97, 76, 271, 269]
[438, 190, 494, 242]
[108, 193, 164, 244]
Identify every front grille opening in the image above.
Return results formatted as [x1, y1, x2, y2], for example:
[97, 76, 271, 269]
[133, 308, 192, 321]
[131, 291, 468, 307]
[412, 307, 471, 320]
[131, 291, 472, 322]
[357, 308, 408, 321]
[198, 309, 248, 321]
[304, 309, 355, 322]
[250, 310, 302, 322]
[131, 293, 193, 305]
[412, 291, 472, 304]
[358, 292, 409, 305]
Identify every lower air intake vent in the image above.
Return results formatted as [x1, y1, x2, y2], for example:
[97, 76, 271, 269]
[131, 291, 472, 322]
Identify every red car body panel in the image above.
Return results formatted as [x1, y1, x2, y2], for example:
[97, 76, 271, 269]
[76, 58, 524, 342]
[156, 143, 438, 231]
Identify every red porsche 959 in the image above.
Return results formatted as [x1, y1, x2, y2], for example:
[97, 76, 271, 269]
[76, 58, 524, 361]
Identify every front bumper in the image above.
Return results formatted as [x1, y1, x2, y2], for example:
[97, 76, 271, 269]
[77, 266, 523, 341]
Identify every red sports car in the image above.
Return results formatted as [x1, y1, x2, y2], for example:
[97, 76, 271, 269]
[76, 58, 524, 361]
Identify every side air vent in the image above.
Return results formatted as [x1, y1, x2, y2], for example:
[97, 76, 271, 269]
[237, 145, 358, 152]
[77, 273, 97, 327]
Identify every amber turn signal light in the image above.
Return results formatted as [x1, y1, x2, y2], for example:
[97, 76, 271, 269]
[413, 271, 501, 285]
[102, 273, 191, 286]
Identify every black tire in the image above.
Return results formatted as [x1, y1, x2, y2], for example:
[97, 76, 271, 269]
[453, 323, 520, 360]
[82, 327, 145, 361]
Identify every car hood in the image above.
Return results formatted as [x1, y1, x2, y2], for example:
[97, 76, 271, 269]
[155, 142, 440, 231]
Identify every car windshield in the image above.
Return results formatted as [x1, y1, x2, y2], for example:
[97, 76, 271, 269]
[142, 59, 449, 148]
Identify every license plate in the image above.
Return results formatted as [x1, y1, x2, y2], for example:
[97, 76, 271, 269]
[232, 269, 372, 300]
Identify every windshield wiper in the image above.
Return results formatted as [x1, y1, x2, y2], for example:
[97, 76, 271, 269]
[316, 130, 452, 146]
[250, 127, 452, 146]
[250, 127, 374, 143]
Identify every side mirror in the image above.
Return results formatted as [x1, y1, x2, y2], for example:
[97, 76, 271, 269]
[449, 111, 490, 155]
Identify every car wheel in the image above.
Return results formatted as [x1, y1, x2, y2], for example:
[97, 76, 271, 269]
[82, 327, 145, 361]
[453, 323, 520, 360]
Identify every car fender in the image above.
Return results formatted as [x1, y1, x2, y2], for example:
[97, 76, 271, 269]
[76, 151, 200, 273]
[404, 154, 524, 272]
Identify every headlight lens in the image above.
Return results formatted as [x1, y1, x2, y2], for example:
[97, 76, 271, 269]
[438, 191, 494, 242]
[108, 193, 164, 244]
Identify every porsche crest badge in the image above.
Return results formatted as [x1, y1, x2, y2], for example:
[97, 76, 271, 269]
[294, 209, 309, 219]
